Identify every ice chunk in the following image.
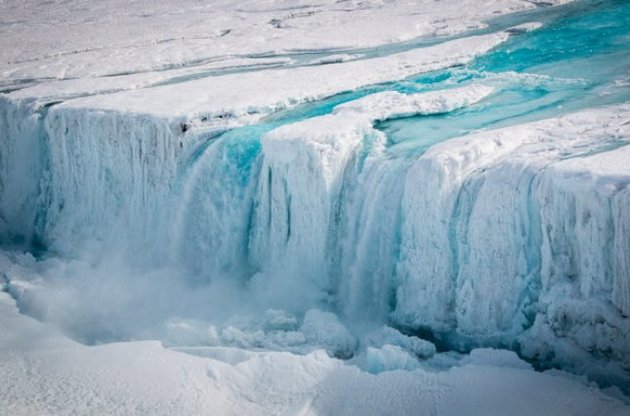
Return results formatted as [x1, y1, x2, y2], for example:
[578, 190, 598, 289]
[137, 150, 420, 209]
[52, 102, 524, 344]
[366, 344, 421, 374]
[264, 309, 299, 332]
[300, 309, 357, 359]
[221, 326, 267, 349]
[364, 326, 436, 359]
[505, 22, 544, 34]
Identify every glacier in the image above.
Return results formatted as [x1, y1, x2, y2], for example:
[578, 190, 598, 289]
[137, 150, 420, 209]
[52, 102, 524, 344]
[1, 0, 630, 413]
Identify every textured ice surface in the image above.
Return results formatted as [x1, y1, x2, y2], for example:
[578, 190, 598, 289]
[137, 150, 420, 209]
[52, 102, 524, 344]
[364, 326, 436, 360]
[4, 99, 628, 384]
[395, 107, 630, 379]
[366, 344, 422, 373]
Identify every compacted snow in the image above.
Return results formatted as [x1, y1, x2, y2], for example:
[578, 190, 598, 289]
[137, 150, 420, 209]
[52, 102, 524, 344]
[1, 0, 629, 414]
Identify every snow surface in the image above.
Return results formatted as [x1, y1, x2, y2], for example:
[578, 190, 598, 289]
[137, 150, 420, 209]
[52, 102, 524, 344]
[36, 32, 509, 118]
[0, 0, 568, 84]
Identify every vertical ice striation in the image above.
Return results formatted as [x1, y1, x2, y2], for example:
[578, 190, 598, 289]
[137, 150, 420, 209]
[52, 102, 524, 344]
[396, 154, 544, 340]
[453, 160, 542, 339]
[0, 97, 48, 249]
[248, 85, 494, 316]
[42, 107, 185, 261]
[394, 105, 630, 376]
[528, 146, 630, 369]
[334, 150, 409, 324]
[612, 190, 630, 316]
[249, 115, 375, 310]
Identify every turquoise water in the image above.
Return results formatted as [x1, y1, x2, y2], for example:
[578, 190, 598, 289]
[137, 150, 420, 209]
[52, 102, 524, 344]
[195, 0, 629, 185]
[378, 0, 630, 156]
[180, 0, 630, 262]
[152, 0, 617, 89]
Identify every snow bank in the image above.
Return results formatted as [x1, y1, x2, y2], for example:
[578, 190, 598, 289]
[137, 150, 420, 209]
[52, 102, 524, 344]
[0, 284, 626, 416]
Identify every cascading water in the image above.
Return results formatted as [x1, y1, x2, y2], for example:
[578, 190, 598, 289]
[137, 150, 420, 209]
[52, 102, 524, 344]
[1, 0, 629, 390]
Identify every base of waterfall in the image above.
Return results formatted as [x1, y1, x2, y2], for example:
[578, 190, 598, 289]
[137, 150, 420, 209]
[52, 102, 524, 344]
[1, 282, 627, 416]
[2, 250, 629, 415]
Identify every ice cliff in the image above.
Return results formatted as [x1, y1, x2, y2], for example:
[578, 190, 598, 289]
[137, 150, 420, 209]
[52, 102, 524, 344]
[1, 84, 628, 386]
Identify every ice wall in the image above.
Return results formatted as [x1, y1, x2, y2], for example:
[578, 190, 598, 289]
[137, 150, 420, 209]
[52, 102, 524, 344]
[42, 107, 182, 261]
[249, 99, 630, 378]
[0, 87, 628, 384]
[249, 114, 375, 310]
[249, 85, 494, 315]
[393, 106, 630, 378]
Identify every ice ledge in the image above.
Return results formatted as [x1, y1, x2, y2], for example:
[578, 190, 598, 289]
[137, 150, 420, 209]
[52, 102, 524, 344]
[41, 33, 508, 120]
[333, 84, 495, 121]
